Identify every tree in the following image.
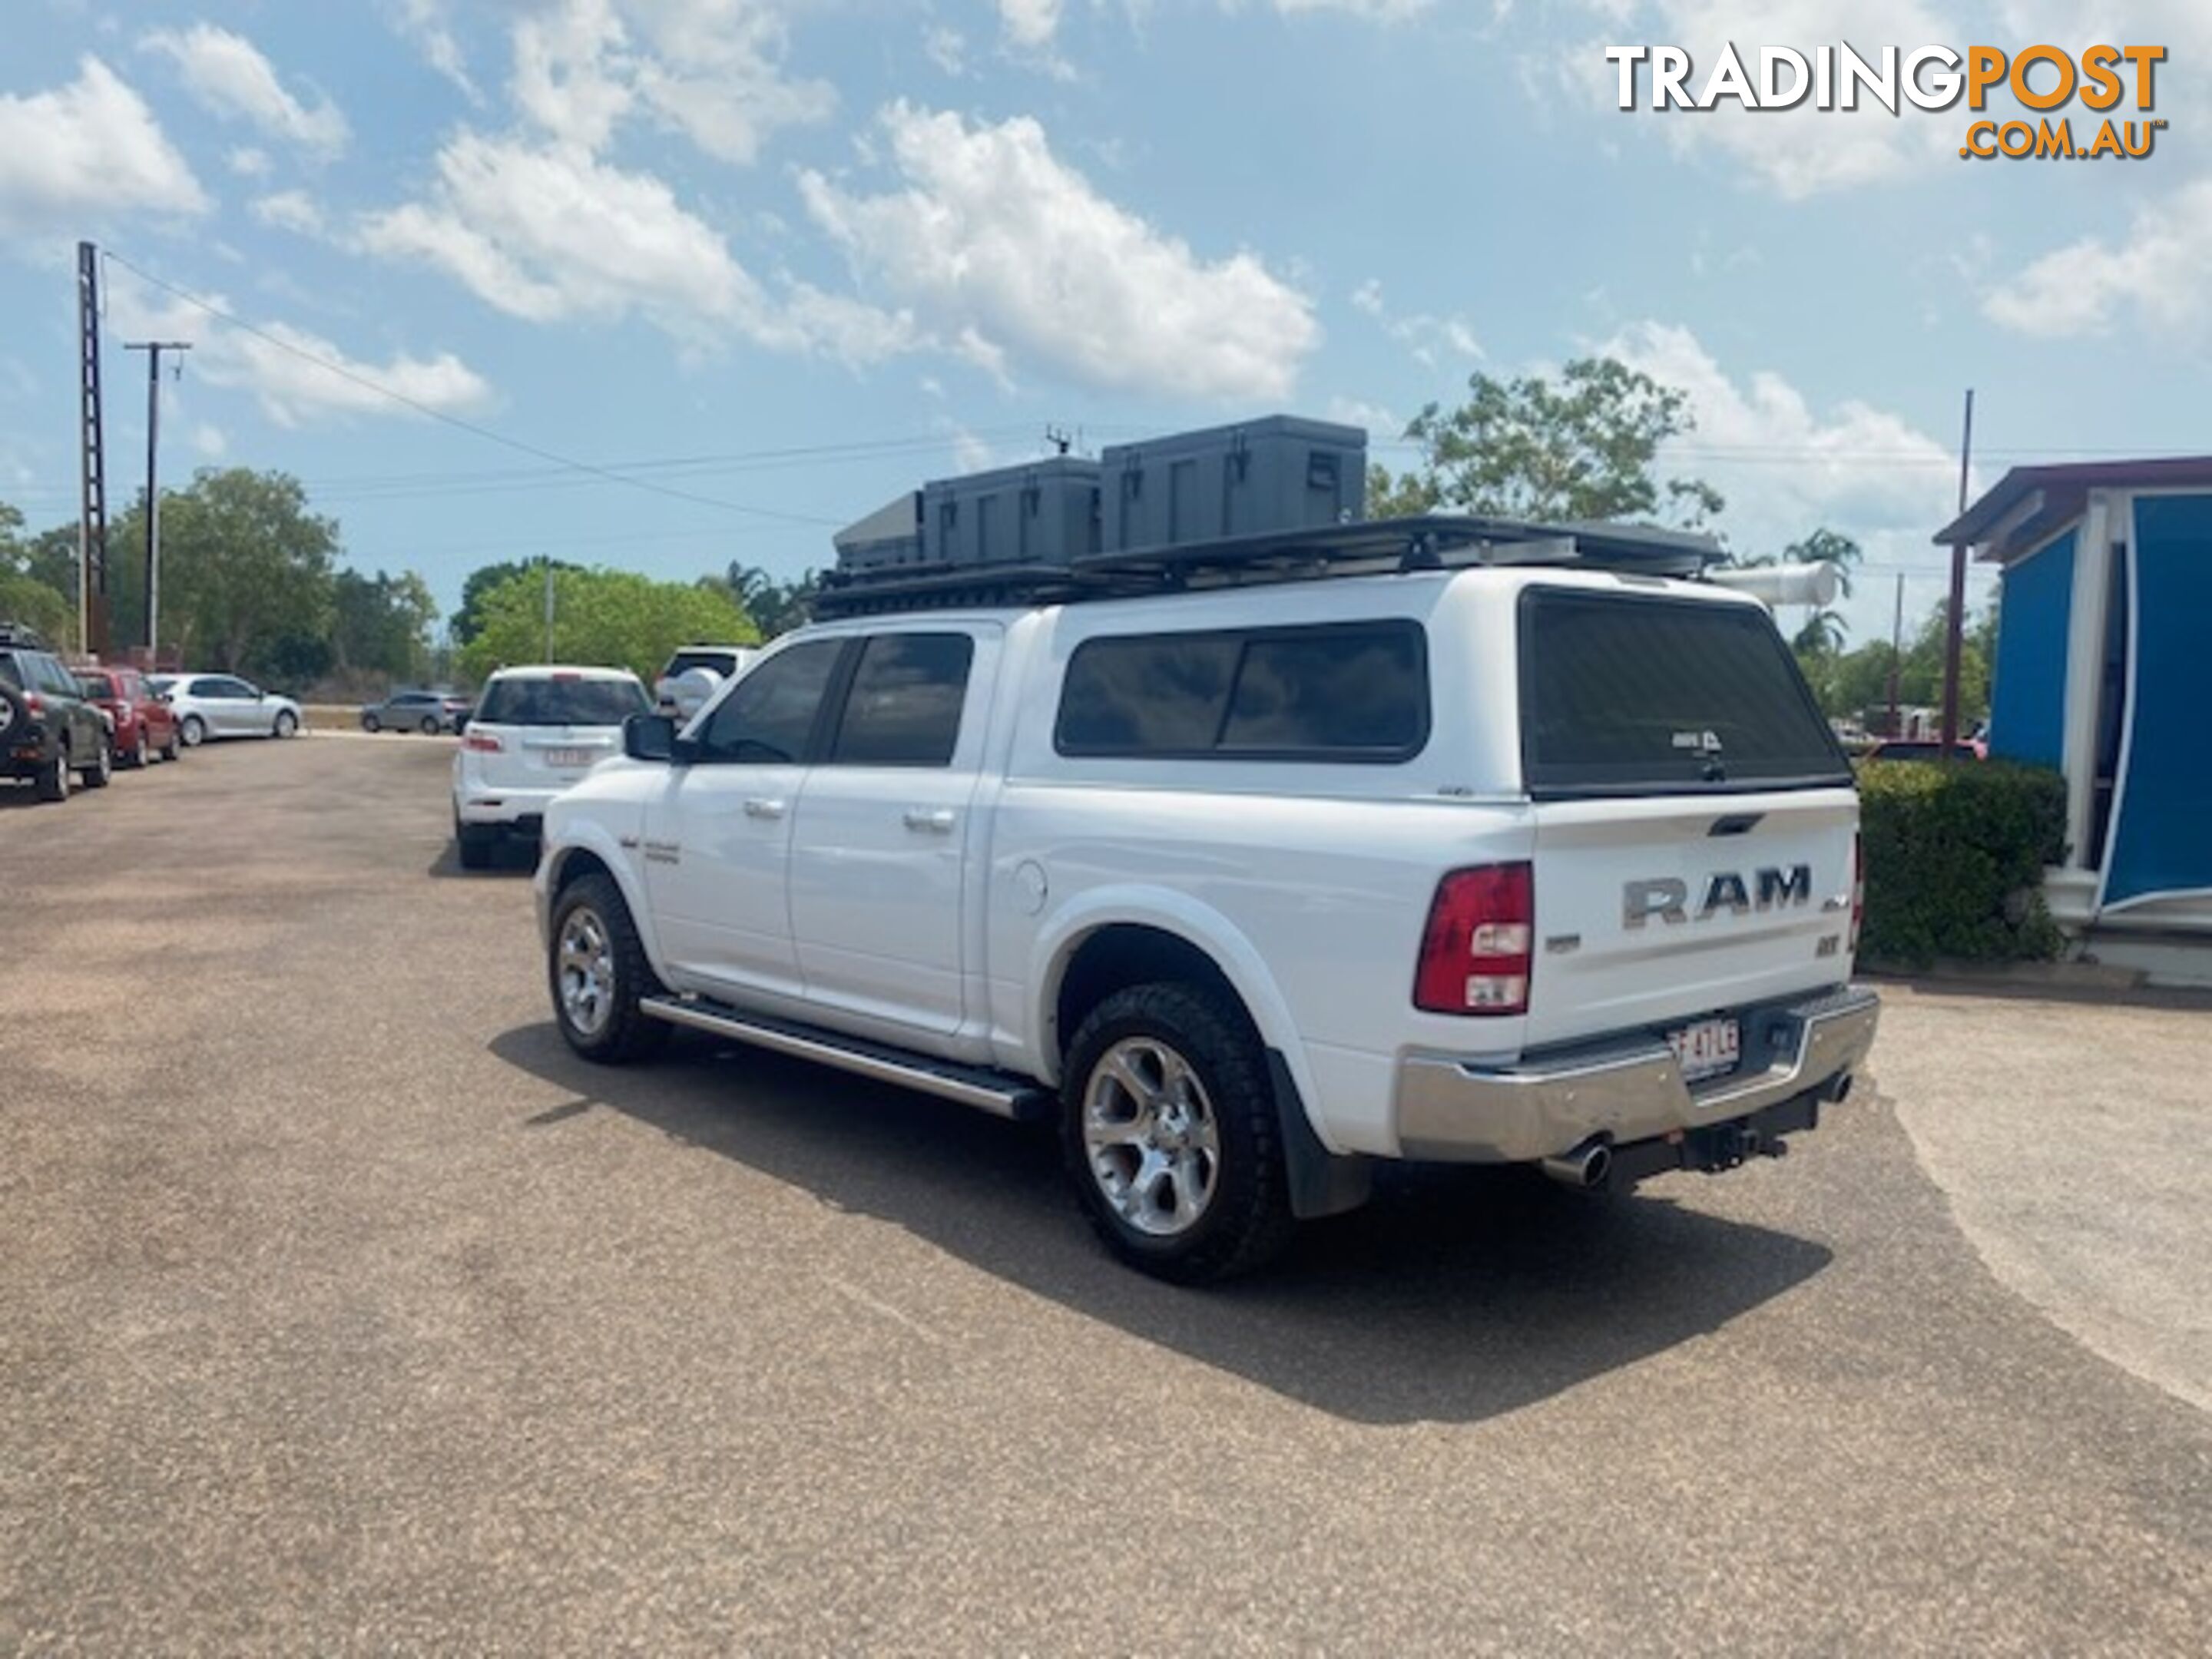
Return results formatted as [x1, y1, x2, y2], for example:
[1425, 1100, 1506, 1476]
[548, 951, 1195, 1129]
[333, 569, 439, 680]
[453, 558, 579, 644]
[154, 469, 339, 672]
[0, 503, 75, 644]
[716, 563, 818, 638]
[1371, 356, 1725, 528]
[458, 565, 760, 683]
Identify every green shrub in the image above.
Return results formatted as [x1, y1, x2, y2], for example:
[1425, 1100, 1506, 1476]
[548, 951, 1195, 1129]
[1856, 760, 2068, 965]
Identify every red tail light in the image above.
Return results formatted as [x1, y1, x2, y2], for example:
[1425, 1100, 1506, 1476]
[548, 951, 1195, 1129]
[1415, 861, 1534, 1016]
[22, 691, 41, 714]
[462, 730, 505, 753]
[1850, 833, 1866, 954]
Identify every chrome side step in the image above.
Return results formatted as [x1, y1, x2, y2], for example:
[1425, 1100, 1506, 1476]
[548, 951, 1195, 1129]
[639, 994, 1051, 1121]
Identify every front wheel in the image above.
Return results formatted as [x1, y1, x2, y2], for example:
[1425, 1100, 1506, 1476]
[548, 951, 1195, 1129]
[80, 740, 112, 789]
[180, 715, 206, 748]
[127, 728, 149, 769]
[548, 873, 668, 1063]
[1061, 982, 1294, 1284]
[361, 711, 382, 733]
[273, 710, 299, 738]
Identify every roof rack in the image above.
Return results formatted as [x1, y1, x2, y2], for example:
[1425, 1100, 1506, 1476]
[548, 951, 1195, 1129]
[812, 512, 1720, 619]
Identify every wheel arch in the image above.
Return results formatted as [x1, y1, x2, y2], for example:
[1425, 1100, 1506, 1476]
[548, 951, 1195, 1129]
[538, 833, 669, 980]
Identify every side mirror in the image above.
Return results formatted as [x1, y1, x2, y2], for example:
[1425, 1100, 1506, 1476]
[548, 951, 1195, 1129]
[624, 712, 685, 764]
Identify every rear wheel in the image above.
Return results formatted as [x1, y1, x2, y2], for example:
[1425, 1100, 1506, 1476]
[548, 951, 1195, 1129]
[35, 748, 69, 802]
[180, 715, 206, 748]
[548, 873, 668, 1063]
[419, 714, 441, 735]
[273, 710, 298, 738]
[160, 727, 180, 762]
[1061, 981, 1294, 1284]
[455, 817, 497, 871]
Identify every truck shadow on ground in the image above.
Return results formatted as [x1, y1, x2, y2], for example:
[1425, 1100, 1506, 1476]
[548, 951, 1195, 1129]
[489, 1022, 1833, 1426]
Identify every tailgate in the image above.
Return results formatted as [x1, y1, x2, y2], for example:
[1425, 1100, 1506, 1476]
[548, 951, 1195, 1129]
[482, 724, 621, 791]
[1522, 790, 1856, 1047]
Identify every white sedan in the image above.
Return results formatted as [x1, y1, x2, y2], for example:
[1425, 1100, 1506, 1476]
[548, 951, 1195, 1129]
[147, 674, 303, 746]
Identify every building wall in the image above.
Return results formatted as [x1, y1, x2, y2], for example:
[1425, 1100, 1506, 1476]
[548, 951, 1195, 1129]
[1988, 526, 2075, 768]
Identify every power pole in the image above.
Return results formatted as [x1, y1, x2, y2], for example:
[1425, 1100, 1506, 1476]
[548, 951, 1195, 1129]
[542, 556, 556, 662]
[124, 339, 192, 659]
[1939, 388, 1974, 756]
[75, 242, 112, 660]
[1885, 571, 1905, 738]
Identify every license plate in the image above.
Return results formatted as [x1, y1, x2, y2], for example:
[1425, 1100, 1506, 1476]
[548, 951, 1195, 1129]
[1668, 1017, 1741, 1083]
[544, 747, 594, 768]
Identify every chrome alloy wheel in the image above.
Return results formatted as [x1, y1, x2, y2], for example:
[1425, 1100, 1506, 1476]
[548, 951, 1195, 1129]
[556, 906, 617, 1038]
[1081, 1036, 1222, 1237]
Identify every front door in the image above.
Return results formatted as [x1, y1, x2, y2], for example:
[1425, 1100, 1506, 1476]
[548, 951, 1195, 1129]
[643, 638, 847, 1004]
[789, 628, 993, 1039]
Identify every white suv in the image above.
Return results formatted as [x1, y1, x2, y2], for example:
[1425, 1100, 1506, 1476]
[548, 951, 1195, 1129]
[452, 665, 651, 869]
[532, 522, 1876, 1281]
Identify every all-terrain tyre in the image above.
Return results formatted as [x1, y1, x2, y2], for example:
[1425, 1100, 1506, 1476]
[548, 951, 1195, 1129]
[35, 747, 69, 802]
[1061, 981, 1295, 1284]
[547, 873, 669, 1064]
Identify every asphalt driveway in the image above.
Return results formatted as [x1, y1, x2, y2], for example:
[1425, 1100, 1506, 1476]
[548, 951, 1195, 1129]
[2, 738, 2206, 1653]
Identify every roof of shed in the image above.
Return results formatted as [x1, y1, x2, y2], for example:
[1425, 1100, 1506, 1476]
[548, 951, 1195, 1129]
[1936, 457, 2212, 561]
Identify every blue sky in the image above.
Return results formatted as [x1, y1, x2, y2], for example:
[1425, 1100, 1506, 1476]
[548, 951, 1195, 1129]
[2, 0, 2204, 641]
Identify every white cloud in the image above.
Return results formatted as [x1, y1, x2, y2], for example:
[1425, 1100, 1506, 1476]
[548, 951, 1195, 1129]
[1348, 277, 1482, 368]
[1983, 178, 2212, 339]
[190, 423, 229, 459]
[141, 24, 349, 157]
[104, 267, 494, 429]
[999, 0, 1065, 48]
[508, 0, 833, 164]
[0, 58, 209, 233]
[251, 190, 325, 235]
[1326, 394, 1402, 437]
[800, 103, 1318, 400]
[227, 146, 272, 177]
[925, 25, 969, 75]
[1267, 0, 1435, 18]
[358, 131, 763, 330]
[1601, 320, 1953, 554]
[394, 0, 482, 100]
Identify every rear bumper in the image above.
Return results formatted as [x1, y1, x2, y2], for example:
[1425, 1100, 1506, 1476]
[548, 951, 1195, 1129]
[1392, 984, 1879, 1163]
[455, 786, 557, 829]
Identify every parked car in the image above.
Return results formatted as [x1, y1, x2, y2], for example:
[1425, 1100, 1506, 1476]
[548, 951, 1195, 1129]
[76, 665, 182, 767]
[1862, 739, 1985, 763]
[452, 665, 651, 869]
[361, 688, 472, 734]
[654, 644, 758, 718]
[0, 624, 113, 800]
[533, 525, 1878, 1283]
[147, 674, 303, 746]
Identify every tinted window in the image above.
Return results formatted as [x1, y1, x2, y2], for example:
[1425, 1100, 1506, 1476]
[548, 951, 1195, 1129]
[830, 634, 973, 767]
[0, 654, 22, 690]
[1518, 591, 1850, 797]
[78, 672, 118, 698]
[1055, 621, 1428, 761]
[36, 656, 80, 697]
[696, 640, 843, 763]
[187, 677, 229, 697]
[473, 675, 649, 727]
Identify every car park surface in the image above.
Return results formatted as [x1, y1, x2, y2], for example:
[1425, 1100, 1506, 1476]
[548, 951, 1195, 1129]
[1, 737, 2205, 1652]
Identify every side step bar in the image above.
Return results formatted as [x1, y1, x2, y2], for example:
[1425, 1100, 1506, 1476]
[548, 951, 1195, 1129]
[639, 994, 1052, 1121]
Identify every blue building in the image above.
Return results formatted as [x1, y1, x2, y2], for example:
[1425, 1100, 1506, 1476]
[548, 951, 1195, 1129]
[1936, 459, 2212, 985]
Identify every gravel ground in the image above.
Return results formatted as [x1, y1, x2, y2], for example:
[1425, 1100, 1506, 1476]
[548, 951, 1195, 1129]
[2, 738, 2206, 1654]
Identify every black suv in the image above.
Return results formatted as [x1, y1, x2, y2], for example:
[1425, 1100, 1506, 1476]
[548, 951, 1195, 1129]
[0, 624, 114, 801]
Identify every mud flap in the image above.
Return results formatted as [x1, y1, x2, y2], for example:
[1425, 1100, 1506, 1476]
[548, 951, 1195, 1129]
[1267, 1049, 1373, 1219]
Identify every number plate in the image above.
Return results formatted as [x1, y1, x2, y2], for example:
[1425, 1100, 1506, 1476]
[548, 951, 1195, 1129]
[1667, 1017, 1741, 1083]
[544, 747, 594, 768]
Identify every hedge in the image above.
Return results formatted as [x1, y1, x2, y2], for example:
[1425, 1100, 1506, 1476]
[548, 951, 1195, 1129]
[1856, 760, 2068, 966]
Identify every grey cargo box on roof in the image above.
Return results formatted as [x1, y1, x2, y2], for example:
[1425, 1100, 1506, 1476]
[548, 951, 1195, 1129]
[1102, 414, 1366, 554]
[920, 455, 1101, 570]
[833, 490, 926, 575]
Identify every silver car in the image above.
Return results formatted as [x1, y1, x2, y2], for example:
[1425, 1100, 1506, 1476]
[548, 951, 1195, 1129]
[148, 673, 303, 746]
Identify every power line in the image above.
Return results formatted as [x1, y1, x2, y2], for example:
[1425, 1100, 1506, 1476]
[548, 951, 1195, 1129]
[100, 249, 845, 530]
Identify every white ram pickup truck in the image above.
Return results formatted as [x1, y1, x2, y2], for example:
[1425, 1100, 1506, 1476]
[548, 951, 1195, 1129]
[535, 542, 1877, 1282]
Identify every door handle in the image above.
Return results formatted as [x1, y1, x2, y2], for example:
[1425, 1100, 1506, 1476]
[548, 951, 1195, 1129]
[743, 797, 786, 820]
[902, 807, 956, 833]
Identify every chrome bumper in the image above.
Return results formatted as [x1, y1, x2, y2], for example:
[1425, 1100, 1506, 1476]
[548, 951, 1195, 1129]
[1393, 985, 1880, 1163]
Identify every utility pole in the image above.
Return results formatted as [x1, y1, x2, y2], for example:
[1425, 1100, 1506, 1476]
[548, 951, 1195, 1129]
[75, 242, 112, 660]
[1885, 571, 1905, 738]
[1939, 388, 1974, 757]
[124, 339, 192, 659]
[543, 555, 556, 662]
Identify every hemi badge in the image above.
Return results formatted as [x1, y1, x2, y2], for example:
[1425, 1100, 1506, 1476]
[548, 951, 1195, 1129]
[1545, 934, 1582, 955]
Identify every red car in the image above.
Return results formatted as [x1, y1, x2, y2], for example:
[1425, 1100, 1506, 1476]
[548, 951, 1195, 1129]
[75, 666, 182, 767]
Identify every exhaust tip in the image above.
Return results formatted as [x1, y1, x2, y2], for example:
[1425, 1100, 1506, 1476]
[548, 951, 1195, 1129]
[1541, 1137, 1612, 1190]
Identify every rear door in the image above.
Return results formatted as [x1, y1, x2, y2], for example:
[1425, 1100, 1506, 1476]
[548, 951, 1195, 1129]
[788, 627, 994, 1038]
[1515, 587, 1859, 1050]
